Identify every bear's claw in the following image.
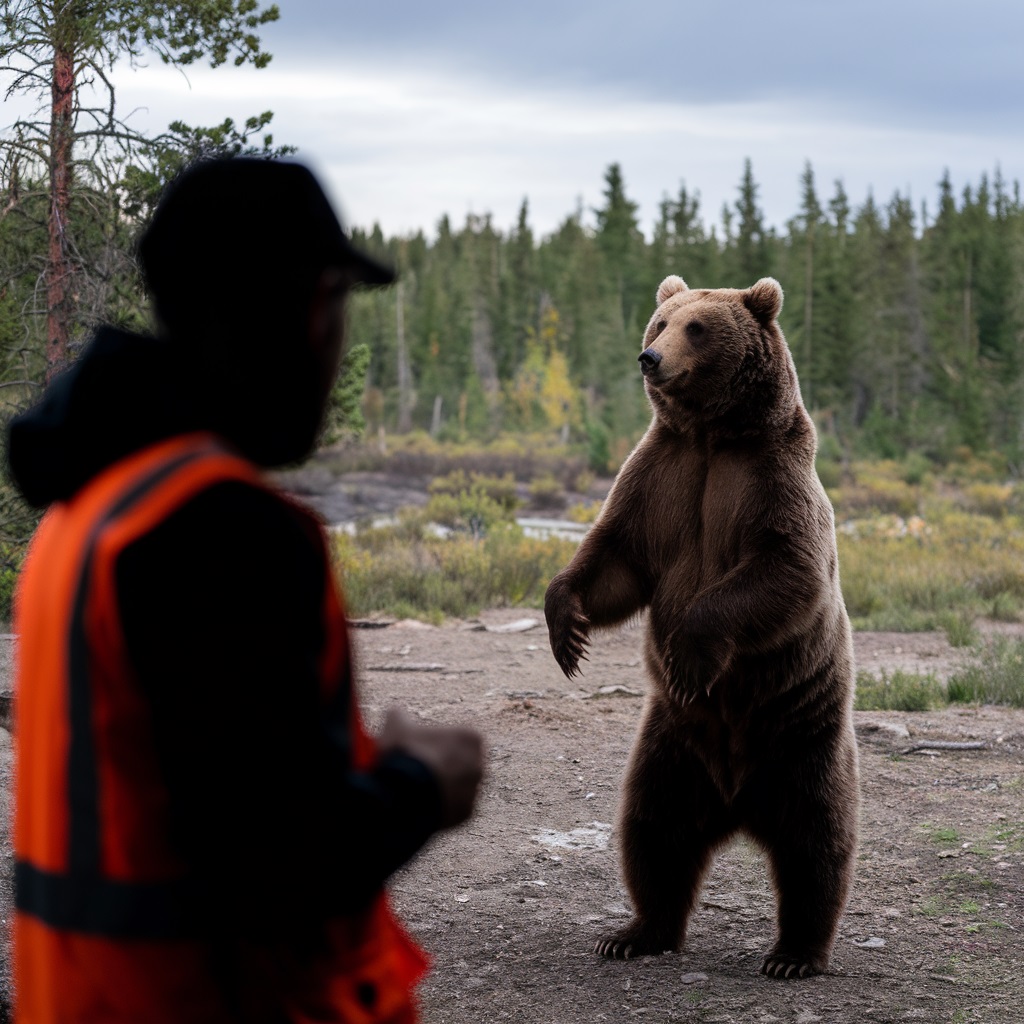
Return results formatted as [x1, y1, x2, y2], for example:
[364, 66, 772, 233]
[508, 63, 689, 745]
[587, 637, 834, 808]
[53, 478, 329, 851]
[760, 954, 819, 979]
[550, 607, 591, 678]
[594, 923, 675, 960]
[594, 937, 634, 959]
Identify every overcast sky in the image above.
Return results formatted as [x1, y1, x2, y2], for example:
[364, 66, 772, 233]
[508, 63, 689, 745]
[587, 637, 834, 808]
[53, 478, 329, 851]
[99, 0, 1024, 240]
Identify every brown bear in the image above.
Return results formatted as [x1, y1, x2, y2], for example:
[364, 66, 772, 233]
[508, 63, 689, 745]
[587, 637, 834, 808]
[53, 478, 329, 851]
[545, 274, 859, 979]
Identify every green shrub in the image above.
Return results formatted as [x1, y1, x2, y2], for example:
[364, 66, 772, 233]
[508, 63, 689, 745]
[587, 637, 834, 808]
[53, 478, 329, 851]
[961, 483, 1013, 518]
[854, 669, 946, 711]
[422, 491, 511, 538]
[901, 452, 932, 486]
[567, 500, 602, 524]
[940, 610, 979, 648]
[573, 469, 596, 494]
[332, 517, 577, 621]
[0, 564, 17, 623]
[990, 592, 1020, 623]
[815, 457, 842, 490]
[947, 637, 1024, 707]
[838, 511, 1024, 631]
[527, 474, 566, 510]
[832, 478, 919, 517]
[428, 470, 521, 513]
[586, 421, 611, 473]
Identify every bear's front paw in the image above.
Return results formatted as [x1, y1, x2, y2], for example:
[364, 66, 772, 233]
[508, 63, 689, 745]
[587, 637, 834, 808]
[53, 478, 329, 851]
[545, 586, 590, 679]
[665, 634, 732, 704]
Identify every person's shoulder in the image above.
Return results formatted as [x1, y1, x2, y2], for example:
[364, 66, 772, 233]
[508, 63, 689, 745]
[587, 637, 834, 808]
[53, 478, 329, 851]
[118, 475, 327, 587]
[182, 476, 319, 534]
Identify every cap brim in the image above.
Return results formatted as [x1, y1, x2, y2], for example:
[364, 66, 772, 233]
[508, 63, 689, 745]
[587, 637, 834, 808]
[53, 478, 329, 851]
[343, 246, 396, 287]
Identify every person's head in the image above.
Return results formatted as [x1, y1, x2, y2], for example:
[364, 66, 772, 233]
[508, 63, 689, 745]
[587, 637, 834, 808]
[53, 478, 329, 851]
[138, 158, 394, 466]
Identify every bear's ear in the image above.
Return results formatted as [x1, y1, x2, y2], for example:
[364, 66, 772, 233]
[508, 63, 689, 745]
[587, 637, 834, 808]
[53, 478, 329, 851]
[656, 275, 689, 306]
[743, 277, 783, 325]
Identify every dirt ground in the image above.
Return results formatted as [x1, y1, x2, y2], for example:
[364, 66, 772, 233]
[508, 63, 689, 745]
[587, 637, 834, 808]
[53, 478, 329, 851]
[0, 621, 1022, 1022]
[352, 611, 1024, 1024]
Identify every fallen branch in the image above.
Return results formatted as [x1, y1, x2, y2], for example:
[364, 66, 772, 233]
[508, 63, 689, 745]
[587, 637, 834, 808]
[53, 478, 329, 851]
[900, 740, 987, 754]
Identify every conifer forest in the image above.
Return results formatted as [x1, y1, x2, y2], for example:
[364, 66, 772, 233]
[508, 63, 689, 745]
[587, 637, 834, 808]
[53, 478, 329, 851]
[345, 160, 1024, 469]
[3, 154, 1024, 472]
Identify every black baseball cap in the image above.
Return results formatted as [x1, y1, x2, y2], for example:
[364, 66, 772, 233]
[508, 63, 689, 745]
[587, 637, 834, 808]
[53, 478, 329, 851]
[139, 157, 395, 333]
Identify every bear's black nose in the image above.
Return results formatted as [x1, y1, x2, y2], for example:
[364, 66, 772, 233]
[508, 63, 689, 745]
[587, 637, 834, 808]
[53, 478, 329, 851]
[638, 348, 662, 375]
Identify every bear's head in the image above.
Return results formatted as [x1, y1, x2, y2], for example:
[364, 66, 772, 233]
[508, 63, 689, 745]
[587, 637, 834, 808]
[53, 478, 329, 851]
[638, 275, 800, 436]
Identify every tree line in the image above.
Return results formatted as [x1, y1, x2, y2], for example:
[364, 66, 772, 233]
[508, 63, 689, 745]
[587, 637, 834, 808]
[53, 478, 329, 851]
[347, 160, 1024, 470]
[1, 6, 1022, 481]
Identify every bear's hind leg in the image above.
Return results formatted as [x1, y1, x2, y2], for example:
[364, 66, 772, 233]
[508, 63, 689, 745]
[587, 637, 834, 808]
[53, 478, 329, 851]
[597, 705, 733, 960]
[747, 761, 857, 978]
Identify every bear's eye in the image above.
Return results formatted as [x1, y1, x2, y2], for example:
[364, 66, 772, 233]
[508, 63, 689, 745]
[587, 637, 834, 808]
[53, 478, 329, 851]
[652, 319, 667, 338]
[686, 320, 705, 338]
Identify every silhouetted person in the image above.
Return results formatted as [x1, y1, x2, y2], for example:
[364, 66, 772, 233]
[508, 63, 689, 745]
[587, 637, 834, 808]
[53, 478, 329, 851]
[8, 157, 483, 1024]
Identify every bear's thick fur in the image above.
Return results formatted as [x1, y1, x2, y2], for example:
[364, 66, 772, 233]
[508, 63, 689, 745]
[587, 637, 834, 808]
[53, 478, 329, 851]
[545, 274, 859, 979]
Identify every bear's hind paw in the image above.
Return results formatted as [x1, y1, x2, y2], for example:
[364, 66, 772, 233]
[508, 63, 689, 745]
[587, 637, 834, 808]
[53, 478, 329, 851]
[759, 953, 821, 979]
[594, 924, 676, 960]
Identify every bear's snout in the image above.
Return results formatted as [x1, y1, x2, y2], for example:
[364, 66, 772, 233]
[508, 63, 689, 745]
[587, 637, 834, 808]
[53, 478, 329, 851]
[638, 348, 662, 375]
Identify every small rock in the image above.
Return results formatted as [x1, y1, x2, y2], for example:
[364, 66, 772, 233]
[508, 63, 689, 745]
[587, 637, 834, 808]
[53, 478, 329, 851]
[454, 894, 469, 903]
[852, 936, 886, 949]
[795, 1011, 823, 1024]
[855, 720, 910, 742]
[937, 849, 959, 859]
[680, 972, 708, 984]
[584, 685, 643, 700]
[473, 618, 539, 634]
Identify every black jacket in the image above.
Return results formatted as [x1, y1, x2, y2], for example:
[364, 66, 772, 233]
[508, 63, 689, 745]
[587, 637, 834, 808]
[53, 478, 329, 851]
[7, 327, 441, 932]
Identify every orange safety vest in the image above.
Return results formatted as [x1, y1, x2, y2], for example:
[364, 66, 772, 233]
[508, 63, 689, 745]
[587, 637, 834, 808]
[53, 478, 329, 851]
[13, 432, 429, 1023]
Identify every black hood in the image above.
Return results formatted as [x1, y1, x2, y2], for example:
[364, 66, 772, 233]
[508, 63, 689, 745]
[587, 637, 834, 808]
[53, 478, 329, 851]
[6, 328, 199, 508]
[8, 324, 332, 508]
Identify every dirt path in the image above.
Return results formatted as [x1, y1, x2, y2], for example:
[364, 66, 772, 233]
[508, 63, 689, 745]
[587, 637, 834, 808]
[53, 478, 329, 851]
[356, 613, 1024, 1024]
[0, 621, 1021, 1023]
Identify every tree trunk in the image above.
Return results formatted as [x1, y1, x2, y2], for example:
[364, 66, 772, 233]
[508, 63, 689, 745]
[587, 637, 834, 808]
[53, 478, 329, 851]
[46, 40, 75, 381]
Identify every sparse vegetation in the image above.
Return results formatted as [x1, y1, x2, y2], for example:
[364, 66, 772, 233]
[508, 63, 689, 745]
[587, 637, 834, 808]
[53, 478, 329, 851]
[527, 474, 567, 510]
[921, 823, 962, 844]
[333, 488, 576, 620]
[947, 637, 1024, 707]
[855, 669, 946, 711]
[834, 460, 1024, 632]
[321, 447, 1024, 661]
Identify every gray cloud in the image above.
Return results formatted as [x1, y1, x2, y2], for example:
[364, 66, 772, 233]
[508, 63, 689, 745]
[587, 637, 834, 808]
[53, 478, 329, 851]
[266, 0, 1024, 132]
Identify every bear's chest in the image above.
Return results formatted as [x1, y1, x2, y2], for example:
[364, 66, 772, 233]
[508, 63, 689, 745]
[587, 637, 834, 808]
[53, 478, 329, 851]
[648, 454, 751, 587]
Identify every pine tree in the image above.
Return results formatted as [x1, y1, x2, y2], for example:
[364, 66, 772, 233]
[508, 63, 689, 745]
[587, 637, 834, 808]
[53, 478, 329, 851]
[731, 158, 772, 283]
[0, 0, 281, 377]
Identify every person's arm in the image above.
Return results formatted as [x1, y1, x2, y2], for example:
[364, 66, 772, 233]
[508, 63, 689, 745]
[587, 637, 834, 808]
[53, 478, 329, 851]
[115, 480, 442, 930]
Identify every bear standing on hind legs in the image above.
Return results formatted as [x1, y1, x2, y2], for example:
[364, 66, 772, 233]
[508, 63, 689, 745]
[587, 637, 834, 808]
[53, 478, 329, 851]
[545, 274, 859, 979]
